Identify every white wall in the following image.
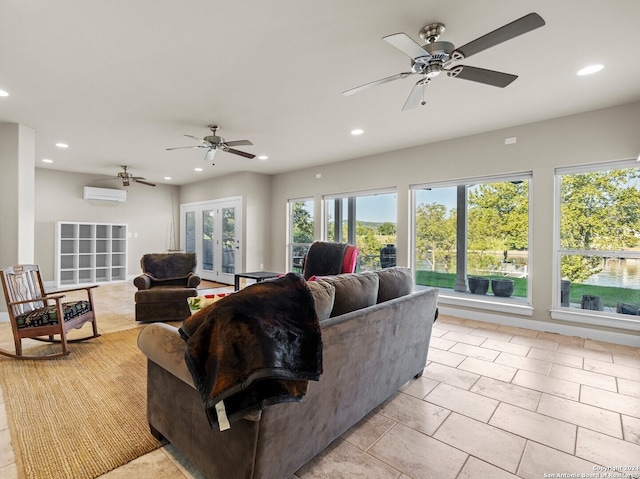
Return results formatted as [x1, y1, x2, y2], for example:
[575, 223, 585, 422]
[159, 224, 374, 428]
[269, 101, 640, 341]
[35, 169, 180, 282]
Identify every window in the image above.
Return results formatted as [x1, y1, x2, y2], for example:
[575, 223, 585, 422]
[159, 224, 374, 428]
[555, 160, 640, 324]
[288, 198, 314, 272]
[412, 173, 531, 301]
[324, 189, 397, 271]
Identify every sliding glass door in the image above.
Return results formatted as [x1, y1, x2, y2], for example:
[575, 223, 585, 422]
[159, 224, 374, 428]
[180, 197, 242, 284]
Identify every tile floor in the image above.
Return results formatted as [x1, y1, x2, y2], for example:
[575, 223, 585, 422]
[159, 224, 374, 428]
[1, 282, 639, 479]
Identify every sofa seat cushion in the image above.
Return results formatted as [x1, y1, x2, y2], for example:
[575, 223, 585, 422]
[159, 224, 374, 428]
[376, 267, 414, 303]
[135, 287, 198, 303]
[318, 272, 379, 317]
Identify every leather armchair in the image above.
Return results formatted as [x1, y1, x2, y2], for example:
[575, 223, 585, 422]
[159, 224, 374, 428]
[302, 241, 358, 280]
[134, 253, 201, 322]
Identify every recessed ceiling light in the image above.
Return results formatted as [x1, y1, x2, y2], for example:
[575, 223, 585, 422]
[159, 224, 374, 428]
[194, 167, 203, 172]
[351, 129, 364, 136]
[42, 158, 53, 163]
[164, 176, 172, 180]
[0, 89, 8, 97]
[55, 142, 69, 148]
[258, 155, 268, 160]
[577, 64, 604, 76]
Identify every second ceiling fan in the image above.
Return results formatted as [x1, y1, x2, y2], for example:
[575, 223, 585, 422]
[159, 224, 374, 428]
[94, 165, 156, 187]
[343, 12, 545, 110]
[166, 125, 255, 164]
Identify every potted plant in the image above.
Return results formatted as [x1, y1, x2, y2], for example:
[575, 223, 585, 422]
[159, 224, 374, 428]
[491, 278, 514, 297]
[468, 276, 490, 294]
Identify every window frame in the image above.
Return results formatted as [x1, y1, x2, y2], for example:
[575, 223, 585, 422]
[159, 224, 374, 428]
[323, 187, 397, 272]
[287, 197, 314, 273]
[551, 159, 640, 330]
[410, 172, 534, 316]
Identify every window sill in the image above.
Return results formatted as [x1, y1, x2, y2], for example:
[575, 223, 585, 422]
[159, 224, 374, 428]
[550, 308, 640, 331]
[432, 289, 533, 317]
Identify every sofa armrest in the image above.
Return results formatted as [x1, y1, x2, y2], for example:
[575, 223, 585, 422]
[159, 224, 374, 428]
[186, 273, 201, 288]
[138, 323, 263, 423]
[133, 274, 152, 290]
[137, 323, 195, 388]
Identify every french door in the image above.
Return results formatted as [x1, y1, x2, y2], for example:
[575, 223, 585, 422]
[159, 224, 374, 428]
[180, 197, 242, 284]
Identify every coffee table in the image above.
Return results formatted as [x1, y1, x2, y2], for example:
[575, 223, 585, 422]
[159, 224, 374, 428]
[234, 271, 281, 291]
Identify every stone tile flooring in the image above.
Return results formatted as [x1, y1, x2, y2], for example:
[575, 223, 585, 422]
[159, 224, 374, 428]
[0, 282, 639, 479]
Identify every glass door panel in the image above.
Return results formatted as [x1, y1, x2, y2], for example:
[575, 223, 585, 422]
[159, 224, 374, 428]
[202, 209, 214, 272]
[222, 207, 236, 274]
[181, 198, 242, 283]
[185, 211, 196, 254]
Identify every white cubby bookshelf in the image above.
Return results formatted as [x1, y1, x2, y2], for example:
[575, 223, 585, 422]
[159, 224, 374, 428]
[55, 222, 128, 287]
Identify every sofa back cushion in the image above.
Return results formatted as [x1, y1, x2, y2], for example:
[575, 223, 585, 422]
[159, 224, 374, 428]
[305, 279, 335, 322]
[376, 267, 414, 303]
[318, 272, 379, 317]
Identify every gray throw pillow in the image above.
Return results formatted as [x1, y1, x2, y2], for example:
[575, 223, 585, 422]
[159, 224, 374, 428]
[305, 279, 336, 322]
[376, 267, 414, 303]
[319, 272, 379, 317]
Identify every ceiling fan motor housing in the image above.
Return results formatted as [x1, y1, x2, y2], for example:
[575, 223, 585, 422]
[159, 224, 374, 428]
[204, 135, 223, 146]
[410, 41, 454, 74]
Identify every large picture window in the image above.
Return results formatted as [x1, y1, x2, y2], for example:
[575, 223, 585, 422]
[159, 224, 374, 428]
[288, 198, 314, 272]
[412, 173, 531, 301]
[555, 160, 640, 323]
[324, 189, 397, 271]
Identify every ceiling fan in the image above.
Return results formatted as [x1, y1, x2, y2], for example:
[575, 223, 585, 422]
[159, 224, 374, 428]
[94, 165, 156, 187]
[343, 12, 545, 110]
[166, 125, 255, 164]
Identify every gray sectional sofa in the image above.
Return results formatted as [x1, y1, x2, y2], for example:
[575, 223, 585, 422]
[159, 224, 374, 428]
[137, 267, 438, 479]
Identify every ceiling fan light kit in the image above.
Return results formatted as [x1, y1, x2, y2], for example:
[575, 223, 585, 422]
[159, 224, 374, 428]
[343, 12, 545, 110]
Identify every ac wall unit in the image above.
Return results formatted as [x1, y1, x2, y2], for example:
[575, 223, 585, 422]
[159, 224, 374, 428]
[83, 186, 127, 202]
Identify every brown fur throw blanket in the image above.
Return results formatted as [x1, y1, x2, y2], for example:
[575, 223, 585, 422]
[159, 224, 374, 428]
[179, 273, 322, 429]
[303, 242, 348, 279]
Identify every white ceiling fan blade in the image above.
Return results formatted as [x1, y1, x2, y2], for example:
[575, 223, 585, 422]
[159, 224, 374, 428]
[166, 145, 205, 151]
[343, 72, 412, 96]
[402, 79, 428, 111]
[383, 33, 430, 59]
[184, 134, 207, 143]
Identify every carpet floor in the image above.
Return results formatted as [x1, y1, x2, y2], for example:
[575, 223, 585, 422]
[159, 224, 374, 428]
[0, 327, 162, 479]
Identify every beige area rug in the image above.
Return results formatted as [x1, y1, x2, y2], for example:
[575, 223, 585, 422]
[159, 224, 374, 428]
[0, 328, 162, 479]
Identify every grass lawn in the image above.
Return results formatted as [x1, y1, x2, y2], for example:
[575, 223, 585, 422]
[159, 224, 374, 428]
[416, 270, 639, 307]
[568, 283, 640, 308]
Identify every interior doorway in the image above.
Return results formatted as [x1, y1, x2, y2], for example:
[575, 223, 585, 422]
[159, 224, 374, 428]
[180, 197, 242, 284]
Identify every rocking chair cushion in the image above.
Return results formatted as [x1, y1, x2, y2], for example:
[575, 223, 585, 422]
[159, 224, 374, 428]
[15, 300, 91, 329]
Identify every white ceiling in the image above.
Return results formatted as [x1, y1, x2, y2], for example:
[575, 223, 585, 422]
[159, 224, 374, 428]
[2, 0, 640, 186]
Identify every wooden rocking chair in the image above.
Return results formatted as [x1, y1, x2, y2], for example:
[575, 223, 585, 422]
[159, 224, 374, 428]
[0, 264, 100, 359]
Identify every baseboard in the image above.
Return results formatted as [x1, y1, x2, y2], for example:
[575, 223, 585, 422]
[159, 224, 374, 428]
[439, 305, 640, 347]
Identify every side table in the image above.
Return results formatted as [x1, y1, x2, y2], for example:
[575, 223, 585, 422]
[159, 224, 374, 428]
[234, 271, 281, 291]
